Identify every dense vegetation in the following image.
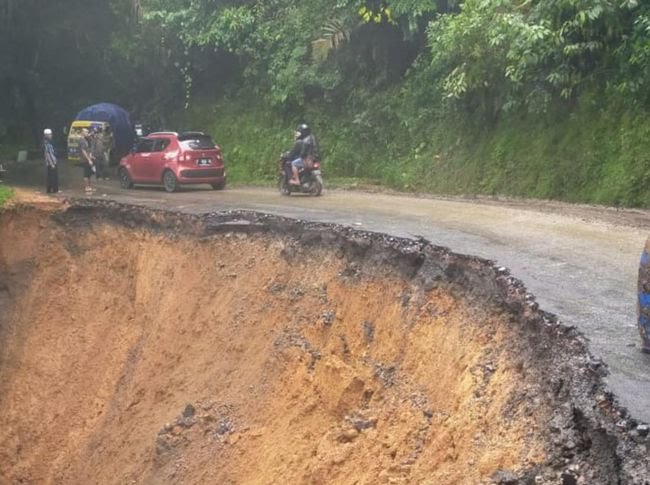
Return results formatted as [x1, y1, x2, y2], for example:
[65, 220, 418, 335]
[2, 0, 650, 205]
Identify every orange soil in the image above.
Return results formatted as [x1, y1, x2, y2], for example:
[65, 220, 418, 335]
[0, 209, 547, 484]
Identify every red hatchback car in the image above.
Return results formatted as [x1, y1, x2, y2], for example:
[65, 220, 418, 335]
[118, 131, 226, 192]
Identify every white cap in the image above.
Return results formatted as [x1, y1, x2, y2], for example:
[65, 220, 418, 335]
[43, 128, 52, 135]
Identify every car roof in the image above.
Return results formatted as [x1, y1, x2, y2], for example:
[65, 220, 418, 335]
[178, 131, 210, 139]
[148, 132, 177, 137]
[146, 131, 213, 140]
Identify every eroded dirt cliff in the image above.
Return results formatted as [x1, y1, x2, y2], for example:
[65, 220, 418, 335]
[0, 201, 647, 484]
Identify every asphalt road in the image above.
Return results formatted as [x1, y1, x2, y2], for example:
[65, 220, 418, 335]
[7, 161, 650, 422]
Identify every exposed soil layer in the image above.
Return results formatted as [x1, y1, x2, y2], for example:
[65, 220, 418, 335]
[0, 200, 648, 484]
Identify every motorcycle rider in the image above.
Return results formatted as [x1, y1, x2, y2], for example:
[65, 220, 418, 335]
[287, 123, 319, 185]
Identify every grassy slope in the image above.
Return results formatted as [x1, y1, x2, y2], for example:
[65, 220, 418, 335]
[426, 101, 650, 207]
[0, 185, 14, 206]
[183, 93, 650, 207]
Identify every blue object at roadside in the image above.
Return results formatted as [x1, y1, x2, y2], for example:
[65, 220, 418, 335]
[637, 246, 650, 353]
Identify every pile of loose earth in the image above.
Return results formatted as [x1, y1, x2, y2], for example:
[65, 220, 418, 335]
[0, 202, 647, 484]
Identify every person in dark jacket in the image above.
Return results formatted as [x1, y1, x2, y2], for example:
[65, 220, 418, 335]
[91, 125, 110, 180]
[79, 128, 96, 193]
[43, 128, 59, 193]
[288, 123, 319, 185]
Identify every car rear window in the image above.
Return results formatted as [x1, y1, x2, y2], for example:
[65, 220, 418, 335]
[135, 138, 155, 153]
[152, 139, 171, 152]
[178, 134, 216, 150]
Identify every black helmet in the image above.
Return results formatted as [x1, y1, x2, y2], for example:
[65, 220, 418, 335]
[296, 123, 311, 138]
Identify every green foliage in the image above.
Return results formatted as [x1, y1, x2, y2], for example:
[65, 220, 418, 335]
[141, 0, 346, 107]
[0, 185, 14, 207]
[140, 0, 429, 108]
[613, 2, 650, 101]
[187, 85, 650, 207]
[426, 0, 648, 117]
[0, 0, 145, 141]
[427, 0, 521, 116]
[4, 0, 650, 208]
[180, 96, 286, 182]
[389, 93, 650, 207]
[384, 0, 441, 35]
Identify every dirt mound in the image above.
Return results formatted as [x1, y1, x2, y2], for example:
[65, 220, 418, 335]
[0, 202, 648, 484]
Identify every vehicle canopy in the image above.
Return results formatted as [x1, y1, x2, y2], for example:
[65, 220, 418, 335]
[74, 103, 134, 158]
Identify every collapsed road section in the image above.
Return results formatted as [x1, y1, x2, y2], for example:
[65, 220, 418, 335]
[0, 199, 648, 484]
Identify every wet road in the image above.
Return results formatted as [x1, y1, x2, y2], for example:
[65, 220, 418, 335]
[8, 162, 650, 422]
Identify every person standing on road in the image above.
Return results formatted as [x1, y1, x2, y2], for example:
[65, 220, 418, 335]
[43, 128, 59, 194]
[91, 125, 109, 180]
[79, 127, 96, 193]
[105, 125, 115, 173]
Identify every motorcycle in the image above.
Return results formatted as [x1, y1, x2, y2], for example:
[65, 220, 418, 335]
[278, 153, 323, 196]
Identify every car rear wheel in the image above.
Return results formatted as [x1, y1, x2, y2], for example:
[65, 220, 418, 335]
[211, 180, 226, 190]
[163, 170, 179, 193]
[118, 168, 133, 189]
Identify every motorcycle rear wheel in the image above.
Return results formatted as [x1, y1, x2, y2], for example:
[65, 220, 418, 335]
[278, 175, 291, 196]
[311, 175, 323, 196]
